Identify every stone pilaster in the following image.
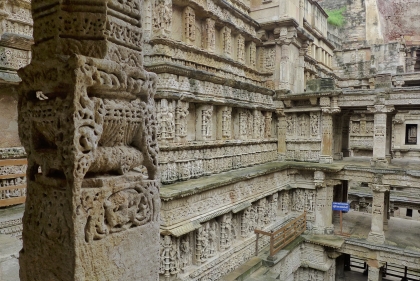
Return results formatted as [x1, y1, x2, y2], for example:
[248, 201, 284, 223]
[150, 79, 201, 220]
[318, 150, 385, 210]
[314, 171, 334, 234]
[320, 109, 334, 164]
[335, 255, 345, 281]
[18, 1, 160, 280]
[367, 184, 390, 244]
[368, 105, 394, 167]
[367, 261, 384, 281]
[277, 110, 287, 161]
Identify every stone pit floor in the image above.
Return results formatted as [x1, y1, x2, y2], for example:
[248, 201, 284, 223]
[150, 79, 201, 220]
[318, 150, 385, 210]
[333, 209, 420, 251]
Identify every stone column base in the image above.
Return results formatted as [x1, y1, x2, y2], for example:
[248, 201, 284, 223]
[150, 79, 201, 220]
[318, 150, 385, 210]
[368, 265, 383, 281]
[370, 158, 389, 167]
[319, 155, 333, 164]
[312, 225, 334, 235]
[278, 153, 286, 161]
[367, 231, 385, 244]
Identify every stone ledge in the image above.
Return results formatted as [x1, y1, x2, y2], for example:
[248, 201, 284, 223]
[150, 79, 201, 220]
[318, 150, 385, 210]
[160, 161, 344, 200]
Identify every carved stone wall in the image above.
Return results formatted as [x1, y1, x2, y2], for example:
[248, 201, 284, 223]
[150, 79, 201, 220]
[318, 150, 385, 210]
[349, 113, 374, 157]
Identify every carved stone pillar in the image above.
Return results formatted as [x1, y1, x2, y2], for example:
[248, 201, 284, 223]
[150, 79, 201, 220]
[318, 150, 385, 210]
[314, 171, 334, 234]
[18, 2, 160, 280]
[320, 109, 334, 164]
[367, 261, 383, 281]
[277, 110, 287, 161]
[297, 42, 308, 93]
[368, 105, 394, 167]
[368, 184, 390, 244]
[333, 115, 344, 160]
[279, 41, 290, 91]
[335, 255, 345, 281]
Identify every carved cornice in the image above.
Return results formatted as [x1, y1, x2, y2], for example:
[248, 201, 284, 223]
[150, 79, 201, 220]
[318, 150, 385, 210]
[147, 37, 270, 77]
[146, 62, 275, 96]
[370, 184, 390, 193]
[367, 105, 395, 114]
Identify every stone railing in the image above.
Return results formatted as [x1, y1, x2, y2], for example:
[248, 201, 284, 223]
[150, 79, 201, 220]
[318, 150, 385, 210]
[0, 159, 27, 207]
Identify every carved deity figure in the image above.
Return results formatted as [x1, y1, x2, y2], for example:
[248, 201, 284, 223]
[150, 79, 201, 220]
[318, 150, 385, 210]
[237, 35, 245, 63]
[286, 115, 294, 135]
[180, 236, 190, 272]
[175, 101, 189, 139]
[202, 108, 213, 138]
[161, 236, 178, 278]
[208, 222, 218, 256]
[203, 18, 216, 51]
[282, 192, 290, 214]
[299, 114, 308, 137]
[222, 27, 232, 56]
[249, 42, 257, 68]
[153, 0, 172, 36]
[265, 48, 275, 70]
[351, 122, 360, 134]
[222, 109, 232, 138]
[157, 99, 175, 140]
[270, 193, 279, 222]
[240, 110, 248, 137]
[264, 112, 272, 138]
[310, 113, 319, 136]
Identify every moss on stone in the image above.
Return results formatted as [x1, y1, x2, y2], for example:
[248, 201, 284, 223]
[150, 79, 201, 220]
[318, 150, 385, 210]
[326, 7, 346, 27]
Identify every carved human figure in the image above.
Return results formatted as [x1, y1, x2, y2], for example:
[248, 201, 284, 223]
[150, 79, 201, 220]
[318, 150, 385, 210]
[286, 115, 294, 135]
[180, 237, 190, 272]
[157, 99, 175, 141]
[222, 109, 232, 138]
[249, 42, 257, 68]
[237, 35, 245, 63]
[175, 101, 189, 140]
[208, 222, 217, 256]
[310, 113, 319, 136]
[299, 114, 308, 137]
[203, 18, 216, 51]
[202, 108, 213, 138]
[153, 0, 172, 36]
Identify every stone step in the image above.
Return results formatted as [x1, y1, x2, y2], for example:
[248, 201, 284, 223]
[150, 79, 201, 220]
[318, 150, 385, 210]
[245, 265, 279, 281]
[220, 256, 263, 281]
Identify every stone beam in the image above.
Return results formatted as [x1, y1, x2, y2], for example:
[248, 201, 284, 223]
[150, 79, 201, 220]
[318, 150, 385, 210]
[17, 1, 160, 280]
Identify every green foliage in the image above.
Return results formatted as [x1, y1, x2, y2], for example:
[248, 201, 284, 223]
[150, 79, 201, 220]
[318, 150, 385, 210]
[326, 7, 346, 27]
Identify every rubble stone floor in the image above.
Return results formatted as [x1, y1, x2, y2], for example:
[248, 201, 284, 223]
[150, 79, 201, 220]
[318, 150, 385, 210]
[334, 210, 420, 250]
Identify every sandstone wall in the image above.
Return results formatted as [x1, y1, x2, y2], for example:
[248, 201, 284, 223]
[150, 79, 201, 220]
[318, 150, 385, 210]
[0, 93, 20, 149]
[378, 0, 420, 44]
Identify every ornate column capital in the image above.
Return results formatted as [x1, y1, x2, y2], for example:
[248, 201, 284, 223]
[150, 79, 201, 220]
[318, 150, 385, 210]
[370, 184, 390, 193]
[367, 105, 395, 114]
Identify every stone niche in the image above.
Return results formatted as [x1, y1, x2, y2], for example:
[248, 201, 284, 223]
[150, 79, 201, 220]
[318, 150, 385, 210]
[349, 113, 374, 157]
[392, 111, 420, 158]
